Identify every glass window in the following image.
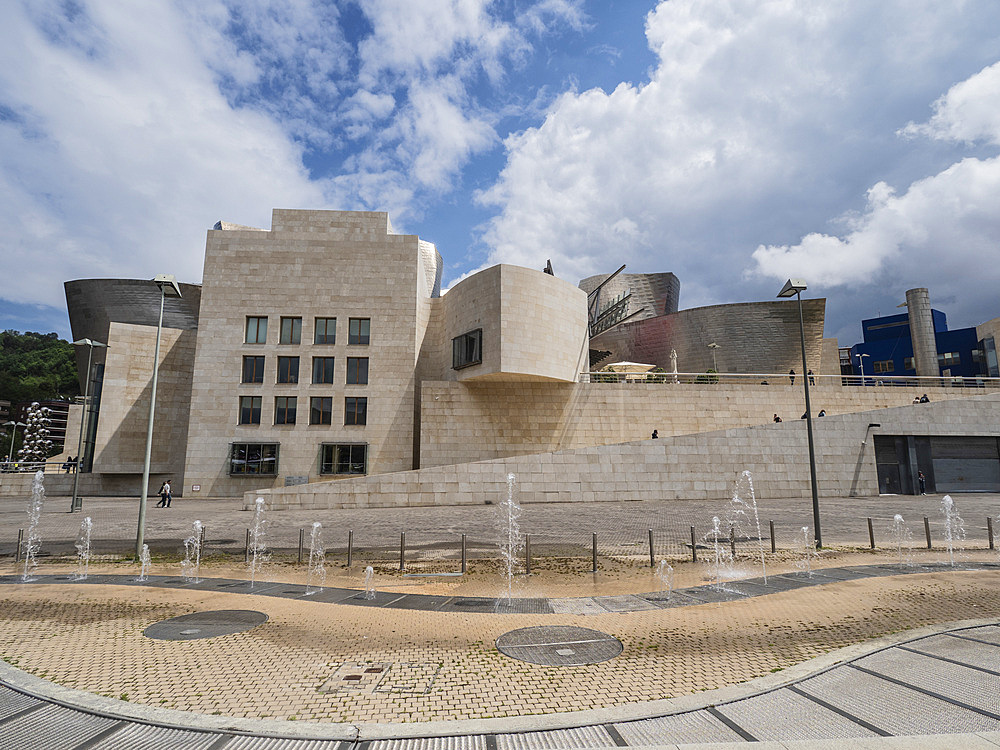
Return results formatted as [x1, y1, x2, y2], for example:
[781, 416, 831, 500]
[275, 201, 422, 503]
[873, 360, 894, 374]
[904, 357, 914, 371]
[242, 356, 264, 383]
[314, 317, 336, 345]
[245, 316, 267, 344]
[938, 351, 961, 366]
[312, 356, 335, 384]
[310, 396, 332, 425]
[345, 396, 367, 425]
[274, 396, 296, 425]
[346, 357, 369, 385]
[229, 443, 278, 475]
[320, 443, 367, 475]
[277, 356, 299, 384]
[280, 316, 302, 344]
[239, 396, 261, 425]
[452, 329, 482, 369]
[349, 317, 370, 345]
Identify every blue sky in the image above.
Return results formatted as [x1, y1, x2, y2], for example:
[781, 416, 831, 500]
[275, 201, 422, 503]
[2, 0, 1000, 350]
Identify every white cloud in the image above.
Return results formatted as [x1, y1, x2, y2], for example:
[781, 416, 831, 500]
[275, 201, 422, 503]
[900, 61, 1000, 146]
[478, 0, 1000, 330]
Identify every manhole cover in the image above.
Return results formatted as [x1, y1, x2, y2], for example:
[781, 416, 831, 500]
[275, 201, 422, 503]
[496, 626, 622, 666]
[143, 610, 268, 641]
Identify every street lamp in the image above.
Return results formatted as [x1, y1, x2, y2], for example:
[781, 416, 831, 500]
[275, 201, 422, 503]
[777, 279, 822, 549]
[3, 421, 26, 468]
[707, 342, 720, 372]
[70, 338, 107, 512]
[136, 274, 182, 557]
[855, 352, 870, 386]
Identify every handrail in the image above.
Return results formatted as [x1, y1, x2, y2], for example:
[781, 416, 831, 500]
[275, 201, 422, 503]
[579, 371, 1000, 389]
[0, 460, 78, 474]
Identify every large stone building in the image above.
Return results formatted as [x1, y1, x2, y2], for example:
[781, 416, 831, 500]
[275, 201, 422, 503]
[54, 209, 1000, 506]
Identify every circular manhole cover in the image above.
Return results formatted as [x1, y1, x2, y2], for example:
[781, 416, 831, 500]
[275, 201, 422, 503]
[143, 610, 268, 641]
[496, 626, 622, 666]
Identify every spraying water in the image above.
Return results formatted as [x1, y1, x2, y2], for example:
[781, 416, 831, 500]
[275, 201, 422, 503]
[890, 514, 914, 568]
[137, 544, 151, 582]
[247, 497, 269, 587]
[181, 520, 203, 583]
[655, 560, 674, 599]
[941, 495, 966, 567]
[728, 470, 767, 584]
[704, 516, 733, 590]
[363, 565, 376, 600]
[495, 473, 523, 606]
[21, 470, 45, 582]
[305, 522, 326, 595]
[73, 516, 92, 581]
[798, 526, 817, 577]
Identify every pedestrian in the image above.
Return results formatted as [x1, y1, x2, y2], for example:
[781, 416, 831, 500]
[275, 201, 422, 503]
[789, 369, 795, 384]
[801, 412, 807, 419]
[155, 479, 172, 508]
[912, 395, 921, 404]
[919, 393, 930, 403]
[807, 369, 814, 385]
[773, 413, 782, 423]
[818, 409, 826, 417]
[918, 471, 926, 495]
[651, 429, 658, 439]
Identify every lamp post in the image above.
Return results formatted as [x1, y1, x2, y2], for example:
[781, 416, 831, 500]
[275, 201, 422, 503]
[136, 274, 182, 558]
[3, 421, 26, 468]
[855, 352, 870, 386]
[70, 338, 107, 512]
[707, 342, 720, 372]
[777, 279, 822, 549]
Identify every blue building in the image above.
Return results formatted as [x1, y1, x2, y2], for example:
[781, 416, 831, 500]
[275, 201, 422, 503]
[849, 309, 984, 379]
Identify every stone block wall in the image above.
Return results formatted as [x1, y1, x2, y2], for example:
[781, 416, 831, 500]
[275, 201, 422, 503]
[248, 393, 1000, 510]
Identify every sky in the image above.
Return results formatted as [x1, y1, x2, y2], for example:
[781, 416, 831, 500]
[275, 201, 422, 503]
[1, 0, 999, 348]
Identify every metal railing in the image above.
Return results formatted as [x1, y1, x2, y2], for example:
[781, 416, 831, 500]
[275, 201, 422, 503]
[0, 460, 77, 474]
[579, 371, 1000, 389]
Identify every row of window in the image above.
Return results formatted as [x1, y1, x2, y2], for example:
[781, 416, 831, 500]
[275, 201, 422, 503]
[872, 360, 894, 374]
[245, 316, 370, 346]
[242, 356, 368, 385]
[229, 442, 366, 476]
[239, 396, 367, 425]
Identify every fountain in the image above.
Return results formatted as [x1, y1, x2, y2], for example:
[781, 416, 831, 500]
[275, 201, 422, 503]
[889, 514, 914, 568]
[20, 470, 45, 582]
[73, 516, 92, 581]
[181, 520, 203, 583]
[704, 516, 734, 590]
[305, 522, 326, 595]
[727, 470, 767, 584]
[247, 497, 269, 587]
[137, 544, 151, 582]
[797, 526, 817, 577]
[363, 565, 376, 600]
[941, 495, 966, 567]
[655, 560, 674, 599]
[495, 472, 523, 606]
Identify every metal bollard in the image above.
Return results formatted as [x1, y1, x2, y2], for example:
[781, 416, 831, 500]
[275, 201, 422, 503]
[769, 520, 776, 553]
[244, 528, 250, 563]
[525, 534, 532, 575]
[729, 525, 736, 557]
[868, 518, 875, 550]
[347, 530, 353, 567]
[690, 526, 698, 562]
[298, 528, 304, 565]
[989, 517, 995, 551]
[648, 529, 655, 568]
[924, 516, 932, 549]
[461, 534, 467, 574]
[200, 524, 206, 551]
[399, 532, 406, 572]
[15, 529, 23, 563]
[592, 532, 598, 573]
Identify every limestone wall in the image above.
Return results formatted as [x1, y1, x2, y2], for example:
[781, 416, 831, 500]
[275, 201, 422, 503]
[418, 379, 988, 467]
[248, 393, 1000, 510]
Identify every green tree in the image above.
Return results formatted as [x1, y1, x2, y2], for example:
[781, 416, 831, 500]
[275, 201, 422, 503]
[0, 330, 80, 402]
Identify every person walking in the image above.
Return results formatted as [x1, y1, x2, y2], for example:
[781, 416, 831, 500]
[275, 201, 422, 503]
[918, 471, 927, 495]
[651, 429, 658, 439]
[155, 479, 172, 508]
[773, 413, 782, 423]
[807, 369, 814, 385]
[789, 369, 795, 384]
